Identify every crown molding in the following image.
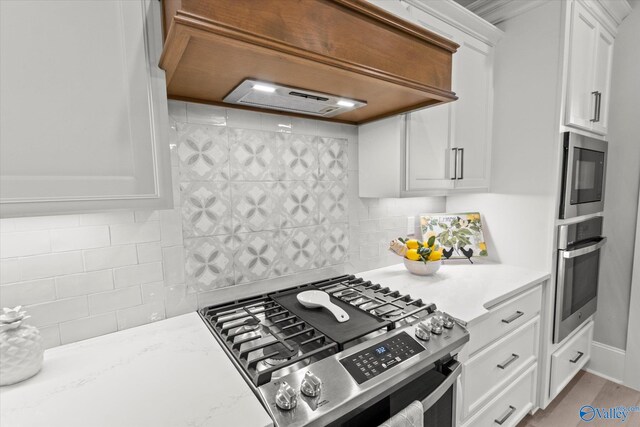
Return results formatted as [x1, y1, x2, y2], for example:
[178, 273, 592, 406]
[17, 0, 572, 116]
[403, 0, 504, 46]
[579, 0, 633, 35]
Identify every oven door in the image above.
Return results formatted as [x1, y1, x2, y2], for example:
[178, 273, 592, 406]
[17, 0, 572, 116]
[554, 237, 607, 343]
[560, 133, 607, 219]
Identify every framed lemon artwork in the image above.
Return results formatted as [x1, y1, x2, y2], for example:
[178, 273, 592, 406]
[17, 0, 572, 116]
[419, 212, 488, 261]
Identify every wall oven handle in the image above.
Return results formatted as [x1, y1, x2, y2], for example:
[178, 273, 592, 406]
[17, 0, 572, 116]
[494, 405, 516, 425]
[561, 237, 607, 259]
[421, 360, 461, 411]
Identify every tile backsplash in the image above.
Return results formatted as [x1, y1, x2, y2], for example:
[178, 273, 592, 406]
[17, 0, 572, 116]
[0, 102, 444, 349]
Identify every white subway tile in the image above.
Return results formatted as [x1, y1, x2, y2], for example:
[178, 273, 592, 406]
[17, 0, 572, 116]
[0, 230, 51, 258]
[168, 100, 187, 122]
[186, 103, 226, 126]
[110, 222, 160, 245]
[50, 226, 110, 252]
[162, 246, 185, 285]
[0, 259, 20, 284]
[134, 210, 159, 222]
[171, 166, 181, 208]
[25, 297, 89, 327]
[39, 325, 61, 349]
[164, 284, 198, 317]
[290, 117, 318, 135]
[141, 282, 164, 302]
[78, 212, 134, 226]
[55, 270, 114, 298]
[59, 313, 118, 345]
[83, 244, 138, 271]
[117, 300, 165, 330]
[13, 215, 79, 231]
[359, 245, 379, 259]
[0, 218, 16, 233]
[136, 242, 162, 263]
[159, 210, 182, 247]
[88, 287, 141, 314]
[347, 141, 358, 171]
[113, 262, 163, 288]
[261, 113, 292, 133]
[19, 252, 84, 281]
[0, 279, 56, 307]
[226, 108, 260, 129]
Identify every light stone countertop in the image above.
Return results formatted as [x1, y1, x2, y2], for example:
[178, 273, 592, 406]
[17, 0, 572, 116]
[0, 313, 273, 427]
[357, 261, 550, 326]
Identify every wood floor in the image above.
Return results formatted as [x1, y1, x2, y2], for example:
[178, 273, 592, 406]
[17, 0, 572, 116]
[517, 370, 640, 427]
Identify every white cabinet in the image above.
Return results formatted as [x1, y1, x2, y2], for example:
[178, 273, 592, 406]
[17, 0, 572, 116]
[0, 0, 172, 217]
[358, 1, 499, 197]
[565, 0, 615, 136]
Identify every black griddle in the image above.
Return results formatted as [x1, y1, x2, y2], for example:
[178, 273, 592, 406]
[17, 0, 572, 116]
[269, 285, 391, 346]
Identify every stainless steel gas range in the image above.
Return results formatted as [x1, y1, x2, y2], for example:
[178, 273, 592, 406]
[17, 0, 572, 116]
[199, 275, 469, 426]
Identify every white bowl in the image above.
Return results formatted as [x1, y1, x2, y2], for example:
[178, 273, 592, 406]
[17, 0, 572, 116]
[403, 258, 442, 276]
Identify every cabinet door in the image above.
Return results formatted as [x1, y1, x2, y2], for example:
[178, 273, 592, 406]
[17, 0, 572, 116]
[0, 0, 172, 217]
[590, 28, 614, 135]
[406, 105, 455, 191]
[565, 1, 599, 131]
[451, 38, 493, 190]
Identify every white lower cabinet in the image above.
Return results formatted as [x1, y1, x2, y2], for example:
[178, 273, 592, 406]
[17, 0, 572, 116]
[549, 320, 593, 400]
[459, 284, 542, 426]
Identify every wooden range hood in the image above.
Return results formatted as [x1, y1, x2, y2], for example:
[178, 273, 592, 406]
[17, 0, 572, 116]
[160, 0, 458, 124]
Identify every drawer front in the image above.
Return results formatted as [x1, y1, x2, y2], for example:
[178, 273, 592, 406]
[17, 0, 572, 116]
[468, 285, 542, 355]
[463, 364, 537, 427]
[464, 317, 539, 416]
[550, 320, 593, 399]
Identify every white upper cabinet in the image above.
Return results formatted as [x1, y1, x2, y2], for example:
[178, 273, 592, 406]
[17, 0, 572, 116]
[358, 0, 501, 197]
[0, 0, 172, 217]
[565, 1, 615, 136]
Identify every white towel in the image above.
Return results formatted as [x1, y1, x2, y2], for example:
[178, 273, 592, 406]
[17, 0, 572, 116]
[378, 400, 424, 427]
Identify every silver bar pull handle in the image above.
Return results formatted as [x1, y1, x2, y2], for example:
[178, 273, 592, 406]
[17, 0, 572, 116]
[458, 147, 464, 180]
[501, 311, 524, 324]
[497, 353, 520, 370]
[494, 405, 516, 425]
[570, 351, 584, 364]
[595, 91, 602, 122]
[590, 91, 599, 122]
[451, 148, 458, 180]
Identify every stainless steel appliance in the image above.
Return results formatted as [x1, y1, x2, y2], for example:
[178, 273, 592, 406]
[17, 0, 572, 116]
[554, 217, 606, 343]
[559, 132, 608, 219]
[199, 275, 469, 426]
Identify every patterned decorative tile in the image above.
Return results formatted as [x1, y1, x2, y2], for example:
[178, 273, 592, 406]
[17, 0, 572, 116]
[177, 124, 229, 181]
[181, 182, 232, 237]
[234, 231, 286, 284]
[320, 223, 349, 266]
[184, 236, 235, 291]
[231, 182, 281, 232]
[318, 137, 348, 181]
[276, 133, 318, 180]
[229, 129, 278, 181]
[280, 181, 319, 228]
[282, 226, 325, 273]
[318, 180, 348, 224]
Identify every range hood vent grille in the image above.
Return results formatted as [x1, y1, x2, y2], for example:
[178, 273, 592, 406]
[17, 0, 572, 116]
[223, 80, 366, 118]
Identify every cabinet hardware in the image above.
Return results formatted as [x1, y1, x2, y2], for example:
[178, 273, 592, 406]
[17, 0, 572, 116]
[497, 353, 520, 369]
[595, 91, 602, 122]
[590, 91, 602, 123]
[569, 351, 584, 364]
[451, 148, 458, 180]
[458, 147, 464, 180]
[494, 405, 516, 425]
[501, 311, 524, 324]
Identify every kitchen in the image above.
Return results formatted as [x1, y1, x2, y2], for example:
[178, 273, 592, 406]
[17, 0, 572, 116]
[0, 0, 638, 426]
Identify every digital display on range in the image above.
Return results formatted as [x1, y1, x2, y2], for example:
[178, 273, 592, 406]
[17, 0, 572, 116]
[374, 346, 387, 356]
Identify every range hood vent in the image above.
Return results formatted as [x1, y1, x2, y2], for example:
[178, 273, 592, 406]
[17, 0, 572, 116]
[223, 79, 366, 118]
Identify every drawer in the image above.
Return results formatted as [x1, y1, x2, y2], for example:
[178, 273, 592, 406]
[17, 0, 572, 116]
[463, 317, 539, 416]
[467, 285, 542, 355]
[462, 364, 537, 427]
[550, 320, 593, 399]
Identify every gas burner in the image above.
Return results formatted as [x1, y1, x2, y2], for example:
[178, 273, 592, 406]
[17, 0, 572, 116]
[235, 321, 261, 334]
[264, 342, 300, 366]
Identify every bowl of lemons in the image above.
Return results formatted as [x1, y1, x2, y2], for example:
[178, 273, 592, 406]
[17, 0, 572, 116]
[389, 236, 442, 276]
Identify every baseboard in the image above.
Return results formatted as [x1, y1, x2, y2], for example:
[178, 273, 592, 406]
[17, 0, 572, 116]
[585, 341, 626, 384]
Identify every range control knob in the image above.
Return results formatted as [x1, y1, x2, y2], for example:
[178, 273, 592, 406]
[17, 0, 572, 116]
[275, 381, 298, 410]
[300, 371, 322, 397]
[430, 318, 443, 335]
[415, 321, 432, 341]
[442, 316, 455, 329]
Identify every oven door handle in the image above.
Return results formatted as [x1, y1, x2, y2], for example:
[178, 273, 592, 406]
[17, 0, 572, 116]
[561, 237, 607, 259]
[421, 360, 462, 411]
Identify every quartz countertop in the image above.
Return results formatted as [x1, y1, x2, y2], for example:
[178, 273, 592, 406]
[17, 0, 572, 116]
[0, 313, 273, 427]
[357, 261, 550, 326]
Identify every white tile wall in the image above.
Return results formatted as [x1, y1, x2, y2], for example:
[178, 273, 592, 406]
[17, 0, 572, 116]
[0, 101, 444, 349]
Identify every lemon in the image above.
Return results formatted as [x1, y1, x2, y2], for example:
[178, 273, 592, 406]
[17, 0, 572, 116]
[406, 249, 420, 261]
[428, 250, 442, 261]
[406, 239, 419, 250]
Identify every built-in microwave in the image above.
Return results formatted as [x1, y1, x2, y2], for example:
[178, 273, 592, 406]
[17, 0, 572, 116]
[559, 132, 608, 219]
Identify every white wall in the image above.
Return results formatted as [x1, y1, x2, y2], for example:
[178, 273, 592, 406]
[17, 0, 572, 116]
[592, 3, 640, 351]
